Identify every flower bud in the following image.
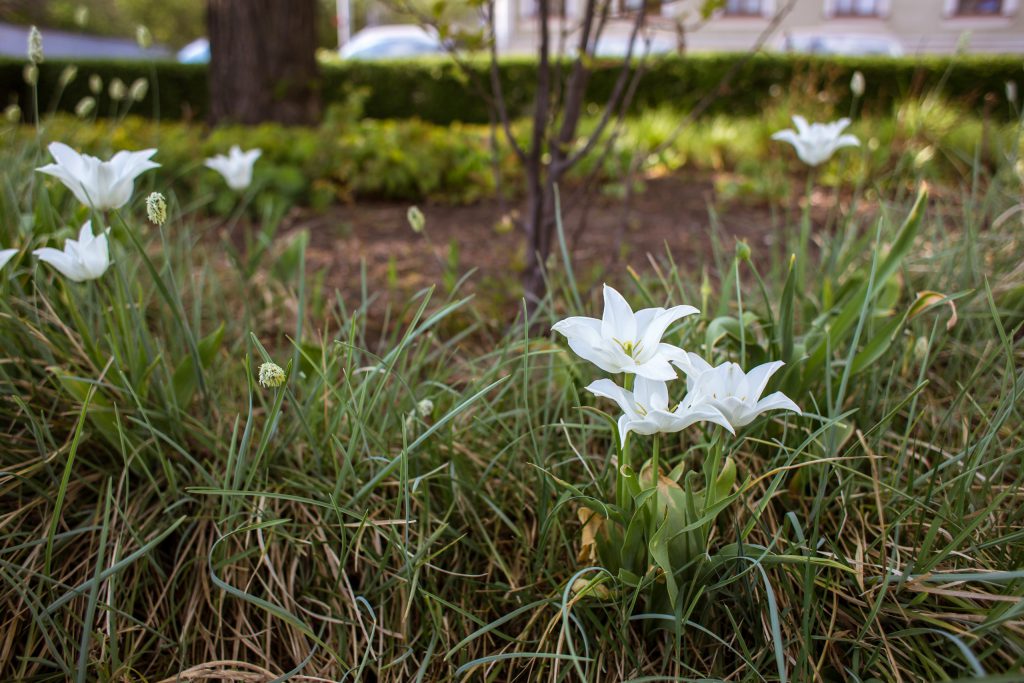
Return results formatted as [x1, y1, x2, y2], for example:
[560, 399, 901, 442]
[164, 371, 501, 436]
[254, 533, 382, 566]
[89, 74, 102, 95]
[735, 240, 752, 262]
[58, 65, 77, 88]
[850, 70, 865, 98]
[912, 336, 929, 364]
[258, 362, 286, 388]
[146, 192, 167, 226]
[416, 398, 434, 417]
[4, 104, 21, 123]
[407, 205, 425, 233]
[74, 96, 96, 118]
[135, 25, 152, 49]
[22, 64, 37, 86]
[27, 26, 43, 64]
[108, 78, 126, 101]
[129, 77, 148, 102]
[74, 6, 89, 26]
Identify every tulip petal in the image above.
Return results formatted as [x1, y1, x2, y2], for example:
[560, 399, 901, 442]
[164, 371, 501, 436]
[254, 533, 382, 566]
[585, 378, 637, 419]
[637, 304, 698, 361]
[634, 376, 669, 412]
[753, 392, 802, 418]
[600, 284, 636, 342]
[34, 247, 81, 281]
[835, 134, 861, 149]
[743, 360, 785, 402]
[632, 355, 677, 382]
[0, 248, 18, 271]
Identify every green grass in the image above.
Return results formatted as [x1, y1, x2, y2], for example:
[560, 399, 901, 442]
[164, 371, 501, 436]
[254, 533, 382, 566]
[1, 98, 1024, 681]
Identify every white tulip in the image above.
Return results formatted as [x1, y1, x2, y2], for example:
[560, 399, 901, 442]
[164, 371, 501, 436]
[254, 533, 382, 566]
[0, 248, 17, 271]
[204, 146, 262, 191]
[675, 353, 801, 430]
[33, 221, 111, 282]
[587, 376, 733, 447]
[553, 284, 698, 381]
[36, 142, 159, 211]
[771, 115, 860, 167]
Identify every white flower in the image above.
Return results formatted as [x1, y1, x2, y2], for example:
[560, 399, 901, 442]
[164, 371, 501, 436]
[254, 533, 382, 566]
[675, 353, 801, 430]
[33, 221, 111, 282]
[258, 361, 286, 388]
[552, 284, 698, 381]
[36, 142, 159, 211]
[771, 115, 860, 167]
[204, 146, 262, 191]
[1, 248, 18, 271]
[587, 377, 733, 447]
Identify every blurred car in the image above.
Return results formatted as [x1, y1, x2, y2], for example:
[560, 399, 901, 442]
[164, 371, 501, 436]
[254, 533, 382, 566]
[593, 32, 677, 58]
[781, 32, 903, 57]
[177, 37, 209, 63]
[340, 25, 444, 60]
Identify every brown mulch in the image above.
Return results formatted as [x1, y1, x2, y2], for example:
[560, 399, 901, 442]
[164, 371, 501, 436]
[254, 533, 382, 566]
[282, 172, 808, 320]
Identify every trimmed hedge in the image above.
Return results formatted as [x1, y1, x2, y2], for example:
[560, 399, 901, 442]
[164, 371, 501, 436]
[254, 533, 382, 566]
[2, 52, 1021, 124]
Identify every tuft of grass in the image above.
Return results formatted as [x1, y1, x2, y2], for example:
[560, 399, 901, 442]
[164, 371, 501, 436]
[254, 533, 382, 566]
[1, 90, 1023, 682]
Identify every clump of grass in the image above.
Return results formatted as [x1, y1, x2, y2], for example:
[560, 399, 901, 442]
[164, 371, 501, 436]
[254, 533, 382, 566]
[1, 84, 1024, 682]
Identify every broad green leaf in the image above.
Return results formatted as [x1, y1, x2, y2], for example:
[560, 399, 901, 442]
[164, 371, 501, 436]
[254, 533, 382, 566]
[172, 322, 226, 406]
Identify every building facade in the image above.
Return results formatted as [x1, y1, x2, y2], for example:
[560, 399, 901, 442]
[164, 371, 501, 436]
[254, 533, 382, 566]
[493, 0, 1024, 55]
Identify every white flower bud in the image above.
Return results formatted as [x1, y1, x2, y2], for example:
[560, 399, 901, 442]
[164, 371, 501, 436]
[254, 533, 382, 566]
[58, 65, 77, 88]
[23, 64, 37, 86]
[108, 78, 127, 101]
[75, 96, 96, 118]
[850, 70, 865, 98]
[407, 205, 425, 233]
[89, 74, 102, 95]
[129, 78, 148, 102]
[28, 26, 43, 64]
[4, 104, 21, 123]
[146, 192, 167, 226]
[258, 362, 286, 388]
[135, 25, 152, 50]
[416, 398, 434, 417]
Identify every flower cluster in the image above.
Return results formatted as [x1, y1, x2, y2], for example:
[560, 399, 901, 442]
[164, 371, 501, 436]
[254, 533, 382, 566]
[0, 140, 262, 282]
[554, 285, 799, 446]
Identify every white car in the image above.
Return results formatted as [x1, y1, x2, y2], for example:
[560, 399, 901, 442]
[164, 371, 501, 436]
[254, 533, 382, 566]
[340, 25, 444, 60]
[781, 32, 903, 57]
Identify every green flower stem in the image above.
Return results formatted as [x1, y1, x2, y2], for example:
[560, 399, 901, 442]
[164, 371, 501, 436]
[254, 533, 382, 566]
[703, 432, 724, 512]
[651, 434, 660, 484]
[617, 373, 635, 513]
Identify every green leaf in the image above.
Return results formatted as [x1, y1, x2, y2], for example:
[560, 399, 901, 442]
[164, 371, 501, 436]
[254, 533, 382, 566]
[172, 322, 225, 406]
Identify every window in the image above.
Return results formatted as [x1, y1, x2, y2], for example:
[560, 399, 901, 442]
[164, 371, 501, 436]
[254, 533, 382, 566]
[521, 0, 567, 18]
[724, 0, 763, 14]
[618, 0, 662, 14]
[833, 0, 881, 15]
[954, 0, 1003, 13]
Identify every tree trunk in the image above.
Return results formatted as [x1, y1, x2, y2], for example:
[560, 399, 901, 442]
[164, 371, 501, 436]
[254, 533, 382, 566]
[207, 0, 321, 126]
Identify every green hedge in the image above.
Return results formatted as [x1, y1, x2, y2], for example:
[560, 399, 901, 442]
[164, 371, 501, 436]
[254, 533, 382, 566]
[2, 53, 1021, 124]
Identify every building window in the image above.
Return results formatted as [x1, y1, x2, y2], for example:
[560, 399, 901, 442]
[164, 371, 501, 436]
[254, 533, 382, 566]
[618, 0, 662, 14]
[521, 0, 567, 18]
[724, 0, 763, 14]
[954, 0, 1003, 13]
[833, 0, 881, 15]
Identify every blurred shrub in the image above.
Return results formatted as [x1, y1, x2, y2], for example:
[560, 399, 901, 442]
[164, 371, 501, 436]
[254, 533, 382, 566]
[1, 53, 1020, 125]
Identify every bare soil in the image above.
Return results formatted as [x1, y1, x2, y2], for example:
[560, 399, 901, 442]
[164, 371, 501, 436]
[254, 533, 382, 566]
[278, 171, 818, 320]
